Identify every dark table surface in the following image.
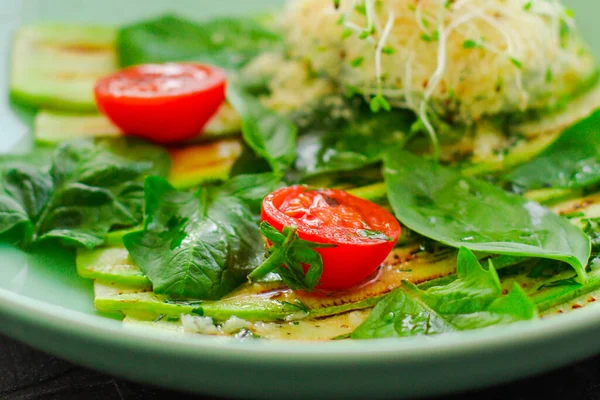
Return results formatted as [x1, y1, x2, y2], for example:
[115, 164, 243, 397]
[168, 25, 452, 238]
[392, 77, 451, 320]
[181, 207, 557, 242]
[2, 334, 600, 400]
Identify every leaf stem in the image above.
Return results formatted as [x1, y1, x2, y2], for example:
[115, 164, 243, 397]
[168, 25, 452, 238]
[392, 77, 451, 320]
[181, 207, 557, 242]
[248, 249, 283, 282]
[249, 226, 298, 282]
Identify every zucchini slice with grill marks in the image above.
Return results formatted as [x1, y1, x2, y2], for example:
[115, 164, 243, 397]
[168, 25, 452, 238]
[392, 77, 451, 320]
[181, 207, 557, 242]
[11, 24, 117, 111]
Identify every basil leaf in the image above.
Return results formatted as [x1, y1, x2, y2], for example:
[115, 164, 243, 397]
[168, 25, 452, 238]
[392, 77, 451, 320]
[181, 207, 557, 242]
[124, 174, 277, 299]
[352, 248, 537, 339]
[505, 109, 600, 190]
[117, 14, 281, 69]
[227, 85, 297, 175]
[289, 246, 324, 289]
[384, 150, 591, 280]
[295, 97, 414, 177]
[249, 222, 329, 291]
[0, 139, 170, 249]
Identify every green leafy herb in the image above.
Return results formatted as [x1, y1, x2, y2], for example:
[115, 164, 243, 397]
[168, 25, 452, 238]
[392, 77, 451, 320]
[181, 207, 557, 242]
[383, 150, 591, 281]
[0, 144, 55, 173]
[0, 139, 169, 249]
[227, 85, 297, 175]
[526, 262, 557, 279]
[341, 29, 353, 39]
[212, 173, 283, 217]
[123, 174, 281, 300]
[358, 229, 392, 241]
[352, 286, 455, 338]
[545, 67, 553, 83]
[505, 110, 600, 191]
[352, 248, 538, 338]
[248, 222, 334, 291]
[582, 217, 600, 251]
[419, 248, 502, 315]
[354, 4, 366, 15]
[462, 39, 479, 49]
[537, 275, 581, 291]
[350, 56, 365, 67]
[420, 31, 439, 42]
[369, 94, 391, 113]
[117, 14, 281, 69]
[510, 58, 523, 69]
[565, 211, 585, 219]
[294, 96, 414, 178]
[358, 30, 370, 40]
[229, 144, 272, 178]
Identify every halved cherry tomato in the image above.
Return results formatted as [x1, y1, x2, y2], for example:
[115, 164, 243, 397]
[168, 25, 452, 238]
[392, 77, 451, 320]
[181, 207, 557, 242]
[94, 63, 226, 144]
[262, 186, 401, 291]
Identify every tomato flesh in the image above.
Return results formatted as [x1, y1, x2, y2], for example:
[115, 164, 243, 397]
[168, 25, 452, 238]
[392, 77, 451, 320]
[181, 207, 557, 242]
[94, 63, 226, 144]
[262, 186, 401, 291]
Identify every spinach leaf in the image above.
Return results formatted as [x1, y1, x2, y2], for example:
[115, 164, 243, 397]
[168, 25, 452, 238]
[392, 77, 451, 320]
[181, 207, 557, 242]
[124, 173, 281, 299]
[352, 248, 537, 339]
[351, 286, 454, 339]
[0, 144, 55, 173]
[229, 143, 272, 177]
[0, 167, 50, 244]
[0, 139, 170, 249]
[98, 137, 171, 178]
[384, 150, 591, 281]
[294, 97, 414, 177]
[0, 138, 169, 178]
[505, 109, 600, 191]
[117, 14, 281, 69]
[227, 85, 297, 175]
[446, 284, 537, 330]
[213, 173, 283, 216]
[419, 246, 502, 315]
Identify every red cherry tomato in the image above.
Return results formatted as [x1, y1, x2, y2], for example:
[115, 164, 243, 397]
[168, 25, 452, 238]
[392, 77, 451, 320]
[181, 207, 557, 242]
[94, 63, 226, 144]
[262, 186, 401, 291]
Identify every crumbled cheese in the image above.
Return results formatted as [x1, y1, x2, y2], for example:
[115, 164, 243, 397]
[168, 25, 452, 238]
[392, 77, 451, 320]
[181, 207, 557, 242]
[221, 316, 253, 333]
[181, 315, 254, 335]
[181, 315, 220, 335]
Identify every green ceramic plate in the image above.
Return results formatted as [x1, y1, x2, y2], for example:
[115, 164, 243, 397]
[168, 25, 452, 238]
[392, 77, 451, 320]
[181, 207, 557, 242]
[1, 1, 600, 399]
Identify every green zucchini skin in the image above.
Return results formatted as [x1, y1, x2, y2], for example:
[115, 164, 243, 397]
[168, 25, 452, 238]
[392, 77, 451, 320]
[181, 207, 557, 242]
[35, 111, 120, 143]
[77, 247, 151, 288]
[93, 282, 378, 322]
[83, 243, 457, 319]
